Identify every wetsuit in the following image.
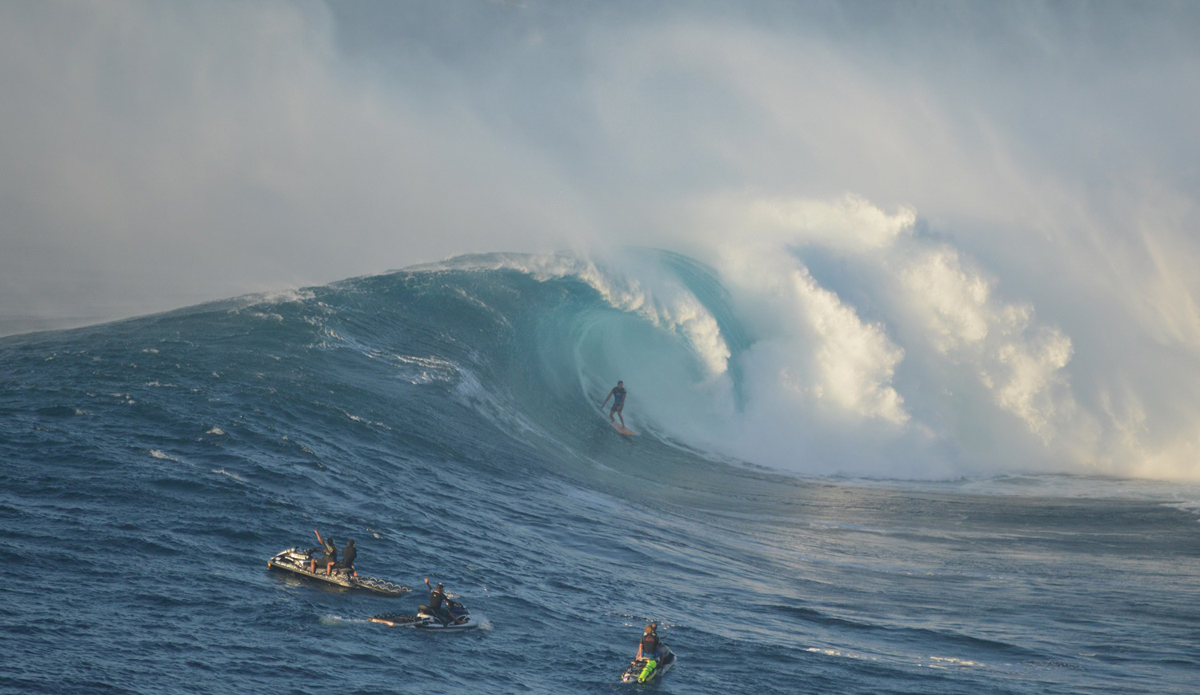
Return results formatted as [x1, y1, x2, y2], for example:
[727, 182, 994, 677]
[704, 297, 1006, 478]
[609, 386, 626, 413]
[426, 587, 454, 625]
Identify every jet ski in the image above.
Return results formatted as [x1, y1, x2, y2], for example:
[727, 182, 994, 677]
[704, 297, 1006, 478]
[621, 645, 676, 684]
[267, 547, 411, 597]
[369, 601, 477, 631]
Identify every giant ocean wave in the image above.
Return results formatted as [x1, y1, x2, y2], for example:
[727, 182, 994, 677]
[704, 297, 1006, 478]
[4, 247, 1199, 695]
[230, 241, 1177, 483]
[9, 241, 1192, 483]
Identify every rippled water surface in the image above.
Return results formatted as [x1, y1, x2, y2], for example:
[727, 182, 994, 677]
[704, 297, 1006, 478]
[2, 265, 1197, 694]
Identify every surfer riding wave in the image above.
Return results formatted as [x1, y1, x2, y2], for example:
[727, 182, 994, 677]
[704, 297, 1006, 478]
[601, 380, 627, 427]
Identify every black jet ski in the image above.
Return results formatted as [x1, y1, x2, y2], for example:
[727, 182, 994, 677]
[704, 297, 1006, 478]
[267, 547, 410, 597]
[369, 601, 477, 631]
[621, 645, 676, 684]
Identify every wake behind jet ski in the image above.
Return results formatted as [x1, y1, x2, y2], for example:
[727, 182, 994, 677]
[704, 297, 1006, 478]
[267, 531, 410, 597]
[621, 622, 676, 684]
[369, 602, 476, 631]
[370, 578, 477, 631]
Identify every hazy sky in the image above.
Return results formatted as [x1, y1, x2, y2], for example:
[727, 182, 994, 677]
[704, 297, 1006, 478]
[3, 1, 1200, 477]
[3, 1, 1196, 321]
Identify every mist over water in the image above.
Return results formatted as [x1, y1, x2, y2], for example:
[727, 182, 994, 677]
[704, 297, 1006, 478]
[432, 246, 1197, 482]
[2, 263, 1197, 695]
[3, 8, 1200, 693]
[2, 1, 1200, 482]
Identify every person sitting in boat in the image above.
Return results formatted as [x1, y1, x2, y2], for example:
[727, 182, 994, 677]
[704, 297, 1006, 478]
[634, 622, 663, 682]
[309, 529, 338, 576]
[337, 538, 356, 575]
[422, 578, 461, 625]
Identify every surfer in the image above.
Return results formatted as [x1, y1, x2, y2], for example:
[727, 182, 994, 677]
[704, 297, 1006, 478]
[601, 380, 627, 427]
[309, 529, 338, 576]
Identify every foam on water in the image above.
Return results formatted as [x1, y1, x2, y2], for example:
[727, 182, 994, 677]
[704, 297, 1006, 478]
[1, 253, 1197, 695]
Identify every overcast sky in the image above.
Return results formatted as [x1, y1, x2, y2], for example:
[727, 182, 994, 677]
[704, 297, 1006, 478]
[3, 1, 1200, 477]
[2, 1, 1195, 323]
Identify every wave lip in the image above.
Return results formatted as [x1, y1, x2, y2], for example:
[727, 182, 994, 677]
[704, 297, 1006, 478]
[10, 237, 1199, 482]
[422, 236, 1200, 482]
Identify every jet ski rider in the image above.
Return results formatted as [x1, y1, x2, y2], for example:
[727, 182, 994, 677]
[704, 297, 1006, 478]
[338, 538, 356, 575]
[309, 529, 338, 576]
[423, 578, 461, 625]
[634, 622, 663, 682]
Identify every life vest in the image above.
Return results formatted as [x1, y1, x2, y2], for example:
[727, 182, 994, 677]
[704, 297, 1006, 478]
[640, 634, 661, 660]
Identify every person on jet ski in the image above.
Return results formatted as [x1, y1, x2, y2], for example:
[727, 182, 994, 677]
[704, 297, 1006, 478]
[338, 539, 356, 575]
[634, 622, 663, 682]
[422, 578, 461, 625]
[309, 529, 338, 576]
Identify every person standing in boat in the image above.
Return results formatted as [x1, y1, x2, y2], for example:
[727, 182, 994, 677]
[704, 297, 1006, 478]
[600, 380, 627, 427]
[309, 529, 338, 576]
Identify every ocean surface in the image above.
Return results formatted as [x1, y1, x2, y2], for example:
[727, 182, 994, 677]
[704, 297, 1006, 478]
[1, 253, 1197, 695]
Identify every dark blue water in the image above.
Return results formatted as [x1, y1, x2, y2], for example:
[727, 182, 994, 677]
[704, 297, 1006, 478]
[2, 256, 1198, 694]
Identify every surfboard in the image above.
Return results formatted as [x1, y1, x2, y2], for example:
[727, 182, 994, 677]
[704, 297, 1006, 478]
[611, 420, 637, 436]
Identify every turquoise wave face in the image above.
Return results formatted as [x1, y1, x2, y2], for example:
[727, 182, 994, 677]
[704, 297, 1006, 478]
[283, 259, 741, 476]
[8, 249, 1200, 484]
[2, 252, 1198, 695]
